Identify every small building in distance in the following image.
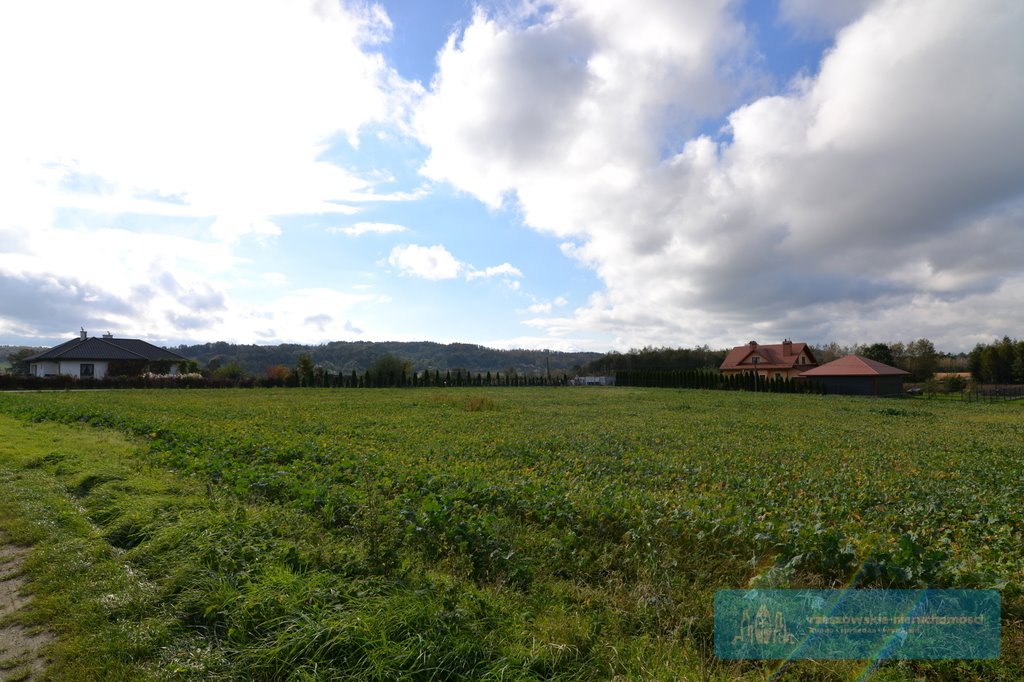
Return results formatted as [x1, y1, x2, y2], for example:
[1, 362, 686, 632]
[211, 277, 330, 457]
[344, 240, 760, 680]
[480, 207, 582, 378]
[799, 355, 910, 397]
[27, 329, 186, 380]
[719, 340, 818, 380]
[572, 375, 615, 386]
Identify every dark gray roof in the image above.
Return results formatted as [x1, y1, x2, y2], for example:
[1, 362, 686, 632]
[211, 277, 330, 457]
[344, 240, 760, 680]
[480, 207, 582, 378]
[28, 337, 186, 362]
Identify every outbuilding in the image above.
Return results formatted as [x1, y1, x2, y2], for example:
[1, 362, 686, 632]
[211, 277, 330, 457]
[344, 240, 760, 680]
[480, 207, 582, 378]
[799, 355, 910, 397]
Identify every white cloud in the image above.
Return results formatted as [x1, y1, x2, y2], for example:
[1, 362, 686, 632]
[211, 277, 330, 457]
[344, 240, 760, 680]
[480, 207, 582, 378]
[525, 295, 568, 314]
[332, 222, 409, 236]
[262, 272, 289, 286]
[210, 216, 282, 245]
[387, 244, 465, 280]
[222, 288, 385, 344]
[0, 0, 421, 343]
[0, 0, 419, 237]
[414, 0, 1024, 351]
[414, 1, 752, 215]
[466, 263, 523, 280]
[387, 244, 524, 284]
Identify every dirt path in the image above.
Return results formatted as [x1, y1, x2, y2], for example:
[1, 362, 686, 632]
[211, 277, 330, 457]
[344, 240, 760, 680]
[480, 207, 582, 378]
[0, 540, 50, 681]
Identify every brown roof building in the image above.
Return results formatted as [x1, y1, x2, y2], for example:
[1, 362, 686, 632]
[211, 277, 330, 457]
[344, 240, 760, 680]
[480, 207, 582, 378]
[799, 355, 910, 397]
[719, 340, 818, 380]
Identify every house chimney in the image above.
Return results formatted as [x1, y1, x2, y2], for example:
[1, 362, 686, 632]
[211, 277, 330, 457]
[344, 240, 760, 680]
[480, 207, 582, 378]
[782, 339, 793, 356]
[749, 340, 758, 347]
[103, 331, 113, 339]
[80, 328, 87, 340]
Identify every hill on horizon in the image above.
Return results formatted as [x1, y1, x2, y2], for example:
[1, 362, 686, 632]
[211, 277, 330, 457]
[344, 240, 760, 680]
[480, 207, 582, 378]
[174, 340, 604, 377]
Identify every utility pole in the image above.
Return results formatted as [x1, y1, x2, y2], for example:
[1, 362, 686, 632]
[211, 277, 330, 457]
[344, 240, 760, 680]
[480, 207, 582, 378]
[751, 355, 760, 393]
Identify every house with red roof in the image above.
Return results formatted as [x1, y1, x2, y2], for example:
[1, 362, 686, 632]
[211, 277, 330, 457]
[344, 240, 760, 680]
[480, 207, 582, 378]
[27, 329, 185, 379]
[719, 340, 818, 380]
[799, 355, 910, 397]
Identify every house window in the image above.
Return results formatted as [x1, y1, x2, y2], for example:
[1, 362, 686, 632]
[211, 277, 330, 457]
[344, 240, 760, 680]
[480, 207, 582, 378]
[775, 373, 782, 379]
[80, 363, 94, 378]
[30, 364, 37, 375]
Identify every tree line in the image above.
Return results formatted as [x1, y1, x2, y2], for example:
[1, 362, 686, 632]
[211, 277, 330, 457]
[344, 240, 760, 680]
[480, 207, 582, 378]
[582, 346, 727, 374]
[968, 337, 1024, 384]
[176, 340, 601, 377]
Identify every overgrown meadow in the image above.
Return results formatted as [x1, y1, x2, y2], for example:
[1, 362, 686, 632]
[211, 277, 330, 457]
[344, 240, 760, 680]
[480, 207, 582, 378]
[0, 388, 1021, 680]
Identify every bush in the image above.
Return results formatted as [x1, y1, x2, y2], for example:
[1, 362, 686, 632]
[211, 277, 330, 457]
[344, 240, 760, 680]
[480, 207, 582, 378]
[944, 376, 967, 392]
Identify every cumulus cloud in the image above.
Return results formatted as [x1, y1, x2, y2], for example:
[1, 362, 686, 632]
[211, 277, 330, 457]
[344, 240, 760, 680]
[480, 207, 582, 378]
[387, 244, 524, 283]
[466, 263, 523, 280]
[525, 296, 568, 314]
[414, 0, 1024, 350]
[0, 1, 415, 225]
[332, 222, 410, 236]
[0, 207, 254, 341]
[0, 272, 137, 335]
[387, 244, 465, 280]
[415, 1, 752, 212]
[304, 314, 333, 332]
[0, 0, 418, 343]
[223, 288, 382, 344]
[210, 217, 282, 245]
[262, 272, 289, 286]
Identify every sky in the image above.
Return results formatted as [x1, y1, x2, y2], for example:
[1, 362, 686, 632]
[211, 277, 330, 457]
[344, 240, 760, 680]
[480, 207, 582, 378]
[1, 0, 1022, 353]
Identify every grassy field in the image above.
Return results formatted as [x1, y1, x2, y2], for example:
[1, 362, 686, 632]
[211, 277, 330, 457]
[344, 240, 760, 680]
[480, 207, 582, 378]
[0, 388, 1021, 680]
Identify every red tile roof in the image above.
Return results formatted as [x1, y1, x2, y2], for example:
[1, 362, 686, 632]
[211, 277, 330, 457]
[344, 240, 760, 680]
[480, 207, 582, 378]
[799, 355, 909, 377]
[719, 341, 817, 371]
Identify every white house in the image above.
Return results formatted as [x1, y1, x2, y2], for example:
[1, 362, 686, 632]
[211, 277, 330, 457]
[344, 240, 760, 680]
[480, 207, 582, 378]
[27, 330, 186, 379]
[572, 375, 615, 386]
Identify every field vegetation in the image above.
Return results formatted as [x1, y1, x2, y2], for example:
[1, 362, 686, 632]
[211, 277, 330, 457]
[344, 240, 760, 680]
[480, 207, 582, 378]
[0, 388, 1021, 680]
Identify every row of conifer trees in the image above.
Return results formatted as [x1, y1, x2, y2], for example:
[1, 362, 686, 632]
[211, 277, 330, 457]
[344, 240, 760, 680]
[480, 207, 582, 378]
[291, 368, 569, 389]
[614, 369, 824, 393]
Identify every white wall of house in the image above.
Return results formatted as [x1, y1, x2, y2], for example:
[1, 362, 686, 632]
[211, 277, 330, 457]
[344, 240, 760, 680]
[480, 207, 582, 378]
[57, 360, 110, 379]
[30, 361, 60, 377]
[31, 359, 181, 379]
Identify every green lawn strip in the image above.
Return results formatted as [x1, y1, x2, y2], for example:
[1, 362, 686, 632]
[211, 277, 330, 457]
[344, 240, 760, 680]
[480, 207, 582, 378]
[0, 414, 173, 679]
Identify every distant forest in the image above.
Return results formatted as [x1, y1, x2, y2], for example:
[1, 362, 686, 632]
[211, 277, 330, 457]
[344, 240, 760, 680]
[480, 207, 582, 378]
[174, 340, 603, 377]
[581, 346, 727, 374]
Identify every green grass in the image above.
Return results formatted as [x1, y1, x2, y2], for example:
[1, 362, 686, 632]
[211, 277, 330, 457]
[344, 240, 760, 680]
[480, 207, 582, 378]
[0, 388, 1021, 679]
